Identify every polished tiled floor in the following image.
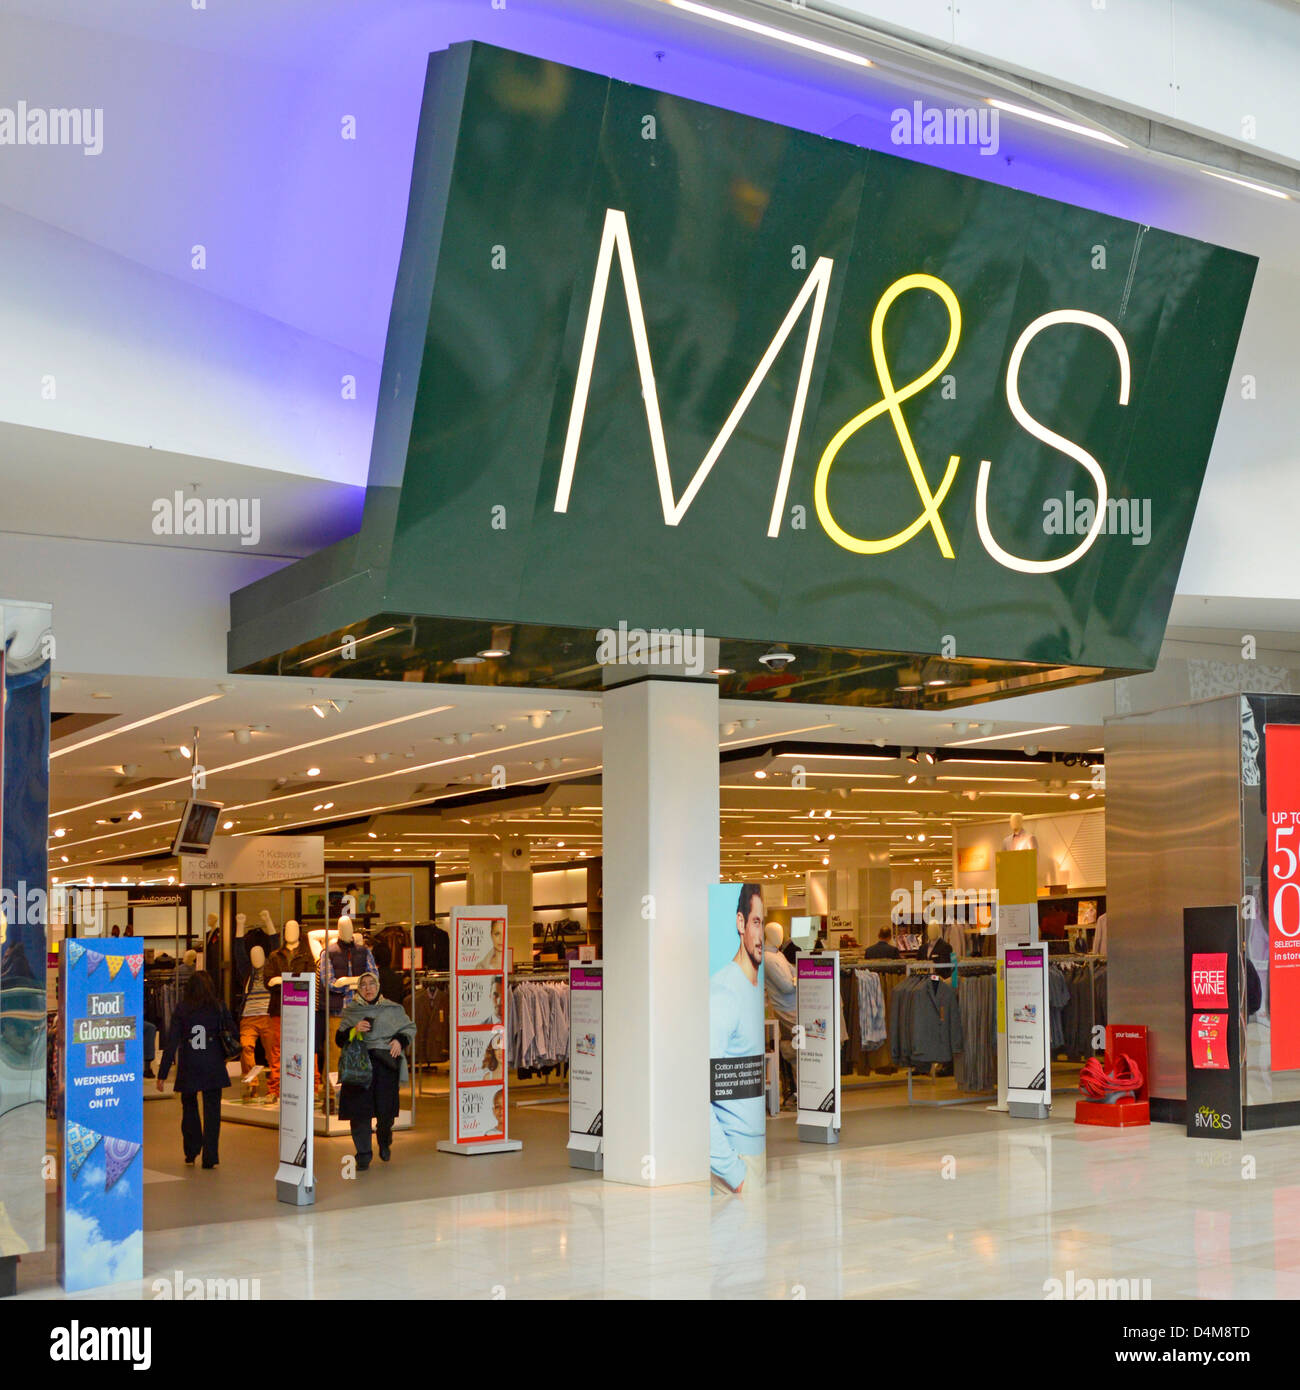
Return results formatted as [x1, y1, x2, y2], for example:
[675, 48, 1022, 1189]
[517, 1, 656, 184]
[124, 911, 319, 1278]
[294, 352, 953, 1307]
[18, 1114, 1300, 1299]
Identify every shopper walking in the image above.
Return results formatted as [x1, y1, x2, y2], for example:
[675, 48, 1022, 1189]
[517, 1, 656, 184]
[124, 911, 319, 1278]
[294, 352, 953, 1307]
[156, 971, 235, 1169]
[336, 971, 416, 1170]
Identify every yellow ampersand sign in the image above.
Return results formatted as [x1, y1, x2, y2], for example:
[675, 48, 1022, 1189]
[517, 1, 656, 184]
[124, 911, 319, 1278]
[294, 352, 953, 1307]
[813, 273, 962, 556]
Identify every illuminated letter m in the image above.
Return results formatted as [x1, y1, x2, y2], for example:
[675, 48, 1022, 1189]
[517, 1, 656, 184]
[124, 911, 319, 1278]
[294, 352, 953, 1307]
[552, 208, 833, 537]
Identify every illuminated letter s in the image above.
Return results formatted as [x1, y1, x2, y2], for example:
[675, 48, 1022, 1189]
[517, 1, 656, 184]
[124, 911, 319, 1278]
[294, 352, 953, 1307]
[976, 310, 1130, 575]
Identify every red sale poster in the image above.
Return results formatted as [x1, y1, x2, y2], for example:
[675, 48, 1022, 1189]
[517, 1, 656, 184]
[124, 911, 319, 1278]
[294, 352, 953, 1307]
[1191, 1013, 1229, 1070]
[1191, 953, 1228, 1009]
[1266, 724, 1300, 1070]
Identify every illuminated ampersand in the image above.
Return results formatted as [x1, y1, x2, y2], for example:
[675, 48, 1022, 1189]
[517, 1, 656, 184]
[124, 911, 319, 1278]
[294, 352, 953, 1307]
[814, 273, 962, 556]
[976, 310, 1130, 575]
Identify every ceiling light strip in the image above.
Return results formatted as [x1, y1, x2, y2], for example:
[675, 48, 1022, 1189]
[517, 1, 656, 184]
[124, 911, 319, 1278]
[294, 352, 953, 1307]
[51, 705, 455, 818]
[50, 694, 225, 759]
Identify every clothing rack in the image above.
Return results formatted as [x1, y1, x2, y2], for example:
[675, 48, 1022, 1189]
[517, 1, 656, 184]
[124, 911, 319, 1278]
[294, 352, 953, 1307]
[902, 959, 994, 1107]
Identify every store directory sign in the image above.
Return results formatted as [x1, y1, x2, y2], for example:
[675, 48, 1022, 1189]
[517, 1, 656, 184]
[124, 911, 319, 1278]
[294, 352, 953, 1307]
[58, 940, 144, 1292]
[438, 906, 520, 1156]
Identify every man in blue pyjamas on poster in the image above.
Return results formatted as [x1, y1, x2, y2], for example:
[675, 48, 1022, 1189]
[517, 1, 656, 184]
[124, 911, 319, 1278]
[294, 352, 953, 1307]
[709, 882, 767, 1195]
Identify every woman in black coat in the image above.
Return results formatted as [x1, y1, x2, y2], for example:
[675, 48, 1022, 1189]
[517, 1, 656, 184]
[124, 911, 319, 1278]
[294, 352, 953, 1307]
[157, 971, 235, 1169]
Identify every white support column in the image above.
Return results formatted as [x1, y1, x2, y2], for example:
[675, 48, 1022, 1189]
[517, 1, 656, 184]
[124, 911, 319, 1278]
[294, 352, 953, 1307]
[602, 675, 719, 1187]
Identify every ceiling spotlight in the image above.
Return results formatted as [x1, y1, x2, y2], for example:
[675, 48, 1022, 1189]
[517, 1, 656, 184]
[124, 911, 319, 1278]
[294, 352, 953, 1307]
[306, 767, 321, 777]
[1069, 791, 1081, 800]
[712, 667, 735, 677]
[53, 827, 66, 838]
[739, 718, 758, 731]
[223, 820, 234, 830]
[529, 712, 548, 729]
[311, 704, 327, 719]
[378, 751, 391, 762]
[921, 751, 936, 766]
[127, 810, 142, 822]
[549, 709, 568, 725]
[178, 743, 192, 759]
[454, 655, 485, 666]
[979, 722, 993, 735]
[1024, 744, 1039, 757]
[821, 856, 829, 866]
[547, 757, 563, 771]
[368, 831, 377, 839]
[917, 832, 927, 842]
[721, 723, 738, 737]
[492, 723, 506, 733]
[234, 728, 252, 745]
[906, 749, 919, 764]
[754, 770, 767, 779]
[361, 753, 377, 765]
[827, 833, 836, 841]
[60, 854, 68, 863]
[907, 773, 918, 785]
[329, 699, 349, 714]
[456, 731, 472, 745]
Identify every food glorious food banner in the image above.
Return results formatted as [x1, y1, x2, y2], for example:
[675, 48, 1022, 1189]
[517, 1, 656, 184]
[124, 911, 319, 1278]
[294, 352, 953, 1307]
[59, 940, 144, 1292]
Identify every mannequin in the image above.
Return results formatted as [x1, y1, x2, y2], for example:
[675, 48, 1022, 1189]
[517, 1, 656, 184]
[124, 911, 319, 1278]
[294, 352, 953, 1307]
[919, 920, 954, 964]
[266, 920, 314, 992]
[205, 912, 221, 963]
[321, 915, 376, 1107]
[264, 919, 315, 1095]
[323, 916, 373, 1006]
[1001, 812, 1038, 852]
[176, 948, 197, 987]
[237, 942, 280, 1100]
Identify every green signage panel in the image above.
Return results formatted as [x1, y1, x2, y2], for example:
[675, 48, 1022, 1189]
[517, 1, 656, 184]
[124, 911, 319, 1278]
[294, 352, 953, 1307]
[230, 41, 1255, 689]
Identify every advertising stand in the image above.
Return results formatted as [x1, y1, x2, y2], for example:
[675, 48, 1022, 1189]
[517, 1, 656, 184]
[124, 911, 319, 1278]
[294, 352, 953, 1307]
[1183, 906, 1242, 1140]
[995, 850, 1039, 1112]
[795, 952, 841, 1144]
[567, 962, 603, 1169]
[1004, 945, 1052, 1119]
[275, 972, 316, 1205]
[58, 940, 144, 1292]
[438, 905, 521, 1155]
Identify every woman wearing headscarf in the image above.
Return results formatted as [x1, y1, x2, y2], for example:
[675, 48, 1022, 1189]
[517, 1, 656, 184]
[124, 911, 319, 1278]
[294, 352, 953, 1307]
[335, 971, 416, 1169]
